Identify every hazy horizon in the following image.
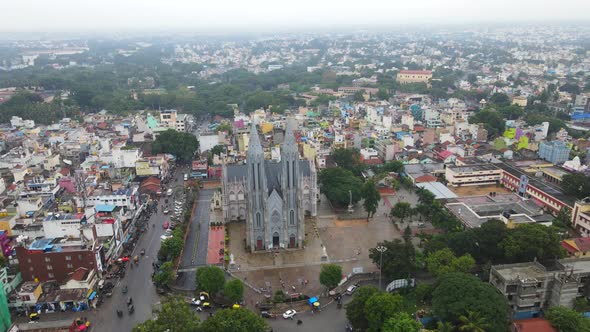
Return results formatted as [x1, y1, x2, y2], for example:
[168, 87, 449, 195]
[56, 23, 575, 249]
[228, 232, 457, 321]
[2, 0, 590, 34]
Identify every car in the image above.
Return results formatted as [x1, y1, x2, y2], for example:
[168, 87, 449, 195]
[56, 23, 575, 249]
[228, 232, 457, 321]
[160, 234, 172, 241]
[163, 221, 169, 229]
[282, 309, 297, 319]
[346, 285, 358, 295]
[261, 311, 272, 318]
[169, 224, 176, 230]
[164, 229, 173, 235]
[184, 174, 188, 181]
[163, 209, 169, 214]
[191, 298, 201, 306]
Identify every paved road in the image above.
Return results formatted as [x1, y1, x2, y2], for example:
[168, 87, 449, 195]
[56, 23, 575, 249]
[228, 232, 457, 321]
[90, 167, 188, 332]
[266, 295, 351, 332]
[175, 188, 214, 290]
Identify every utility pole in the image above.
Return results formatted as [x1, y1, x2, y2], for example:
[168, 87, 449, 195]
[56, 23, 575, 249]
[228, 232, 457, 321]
[376, 245, 387, 290]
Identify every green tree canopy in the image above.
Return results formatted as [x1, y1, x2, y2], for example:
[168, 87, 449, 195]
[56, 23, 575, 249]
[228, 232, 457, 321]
[332, 148, 361, 169]
[546, 306, 590, 332]
[432, 273, 509, 332]
[426, 248, 475, 277]
[500, 223, 565, 263]
[362, 179, 381, 219]
[319, 167, 363, 207]
[133, 297, 200, 332]
[319, 264, 342, 290]
[468, 109, 505, 138]
[346, 285, 380, 331]
[390, 202, 412, 223]
[369, 239, 415, 280]
[153, 261, 175, 288]
[200, 308, 268, 332]
[152, 129, 199, 161]
[489, 92, 510, 106]
[223, 279, 245, 303]
[158, 237, 183, 261]
[196, 265, 226, 294]
[382, 312, 422, 332]
[562, 173, 590, 199]
[364, 292, 404, 332]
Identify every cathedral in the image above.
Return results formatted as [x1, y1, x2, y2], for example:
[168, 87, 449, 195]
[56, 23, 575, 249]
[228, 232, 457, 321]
[221, 122, 318, 252]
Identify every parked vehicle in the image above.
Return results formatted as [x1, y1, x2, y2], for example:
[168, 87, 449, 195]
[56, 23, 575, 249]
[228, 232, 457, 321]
[346, 285, 358, 295]
[163, 209, 169, 214]
[163, 221, 169, 229]
[184, 174, 188, 181]
[261, 311, 272, 318]
[167, 189, 173, 197]
[283, 309, 297, 319]
[160, 234, 173, 241]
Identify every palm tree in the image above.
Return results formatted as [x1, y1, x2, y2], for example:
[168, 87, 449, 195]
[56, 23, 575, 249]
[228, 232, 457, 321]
[436, 321, 454, 332]
[458, 310, 490, 332]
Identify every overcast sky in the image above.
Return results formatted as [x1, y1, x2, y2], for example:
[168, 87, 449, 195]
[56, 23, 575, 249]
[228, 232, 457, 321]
[1, 0, 590, 33]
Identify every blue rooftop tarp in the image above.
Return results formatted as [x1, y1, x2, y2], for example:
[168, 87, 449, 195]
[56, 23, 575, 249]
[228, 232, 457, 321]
[308, 297, 318, 305]
[95, 204, 116, 212]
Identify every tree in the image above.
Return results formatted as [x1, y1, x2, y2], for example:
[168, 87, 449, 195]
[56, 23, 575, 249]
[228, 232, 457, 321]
[457, 310, 491, 332]
[346, 285, 379, 331]
[332, 148, 361, 170]
[362, 180, 381, 219]
[158, 237, 183, 261]
[553, 208, 572, 229]
[436, 321, 455, 332]
[369, 239, 415, 280]
[468, 109, 505, 138]
[562, 173, 590, 199]
[390, 202, 412, 223]
[223, 279, 244, 303]
[210, 144, 226, 156]
[545, 306, 590, 332]
[364, 292, 404, 332]
[380, 161, 404, 174]
[153, 262, 175, 288]
[383, 312, 422, 332]
[133, 297, 200, 332]
[152, 129, 199, 161]
[501, 223, 565, 263]
[426, 248, 475, 277]
[200, 308, 268, 332]
[319, 264, 342, 290]
[489, 92, 510, 106]
[272, 290, 286, 303]
[353, 90, 366, 102]
[376, 88, 389, 101]
[319, 167, 363, 207]
[432, 273, 509, 332]
[196, 265, 226, 294]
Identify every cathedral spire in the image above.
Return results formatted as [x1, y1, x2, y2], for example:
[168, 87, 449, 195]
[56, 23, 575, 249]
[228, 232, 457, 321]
[247, 122, 263, 157]
[282, 118, 298, 155]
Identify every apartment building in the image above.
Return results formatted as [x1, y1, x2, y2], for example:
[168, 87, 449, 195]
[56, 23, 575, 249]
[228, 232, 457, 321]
[490, 257, 590, 319]
[445, 164, 503, 187]
[538, 141, 570, 165]
[396, 70, 433, 85]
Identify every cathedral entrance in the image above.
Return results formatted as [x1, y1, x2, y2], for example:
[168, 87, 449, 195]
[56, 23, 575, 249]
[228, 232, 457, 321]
[256, 237, 263, 251]
[272, 232, 280, 248]
[289, 234, 296, 248]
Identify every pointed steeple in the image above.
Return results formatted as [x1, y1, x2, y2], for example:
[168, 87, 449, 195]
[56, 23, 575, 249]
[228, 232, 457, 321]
[282, 118, 298, 155]
[247, 122, 263, 157]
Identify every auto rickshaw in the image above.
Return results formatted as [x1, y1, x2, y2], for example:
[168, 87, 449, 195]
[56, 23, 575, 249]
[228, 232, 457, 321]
[29, 313, 40, 321]
[133, 255, 139, 264]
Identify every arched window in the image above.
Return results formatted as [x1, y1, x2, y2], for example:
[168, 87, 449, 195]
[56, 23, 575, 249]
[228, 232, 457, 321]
[290, 210, 295, 225]
[256, 213, 261, 228]
[272, 211, 280, 224]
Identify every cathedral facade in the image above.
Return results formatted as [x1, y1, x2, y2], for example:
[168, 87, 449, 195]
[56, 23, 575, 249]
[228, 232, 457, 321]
[221, 122, 317, 252]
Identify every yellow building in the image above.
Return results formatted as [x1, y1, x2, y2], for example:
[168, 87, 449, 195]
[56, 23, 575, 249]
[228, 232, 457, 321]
[512, 96, 528, 107]
[396, 70, 433, 85]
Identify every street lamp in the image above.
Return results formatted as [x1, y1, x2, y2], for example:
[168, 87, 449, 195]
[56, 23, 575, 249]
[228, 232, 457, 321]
[376, 245, 387, 290]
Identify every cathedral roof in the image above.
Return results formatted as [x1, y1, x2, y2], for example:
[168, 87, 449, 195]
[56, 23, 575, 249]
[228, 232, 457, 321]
[225, 160, 312, 197]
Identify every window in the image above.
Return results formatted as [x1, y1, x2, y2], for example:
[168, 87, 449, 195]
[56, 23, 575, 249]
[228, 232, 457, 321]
[290, 210, 295, 225]
[27, 258, 32, 263]
[78, 255, 83, 260]
[65, 256, 72, 261]
[45, 257, 51, 262]
[67, 263, 73, 269]
[48, 273, 55, 278]
[29, 267, 34, 271]
[256, 213, 261, 228]
[46, 265, 53, 270]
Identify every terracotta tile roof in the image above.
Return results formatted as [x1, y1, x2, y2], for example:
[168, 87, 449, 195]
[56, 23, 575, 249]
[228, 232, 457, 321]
[68, 267, 90, 281]
[512, 318, 557, 332]
[415, 175, 438, 183]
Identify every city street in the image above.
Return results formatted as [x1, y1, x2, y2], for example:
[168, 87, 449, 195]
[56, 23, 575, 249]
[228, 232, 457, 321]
[175, 188, 214, 290]
[90, 167, 188, 332]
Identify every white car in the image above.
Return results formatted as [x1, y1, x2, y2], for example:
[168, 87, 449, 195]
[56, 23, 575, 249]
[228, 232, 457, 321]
[160, 234, 173, 241]
[191, 298, 201, 306]
[163, 209, 170, 214]
[282, 309, 297, 319]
